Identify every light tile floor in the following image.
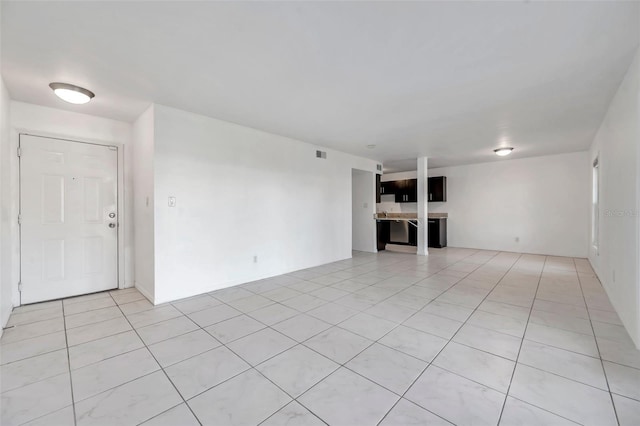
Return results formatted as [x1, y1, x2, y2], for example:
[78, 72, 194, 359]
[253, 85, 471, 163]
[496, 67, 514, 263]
[2, 248, 640, 425]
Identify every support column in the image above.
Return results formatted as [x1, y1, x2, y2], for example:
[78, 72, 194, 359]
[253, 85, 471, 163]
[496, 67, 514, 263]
[417, 157, 429, 256]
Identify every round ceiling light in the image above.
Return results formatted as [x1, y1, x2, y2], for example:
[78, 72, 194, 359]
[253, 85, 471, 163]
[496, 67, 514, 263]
[49, 82, 95, 104]
[494, 147, 514, 157]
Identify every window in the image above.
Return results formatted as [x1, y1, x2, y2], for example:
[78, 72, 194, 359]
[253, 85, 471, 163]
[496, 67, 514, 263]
[592, 157, 599, 254]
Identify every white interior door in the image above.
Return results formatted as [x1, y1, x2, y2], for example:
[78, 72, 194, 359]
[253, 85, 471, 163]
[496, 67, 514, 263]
[20, 134, 118, 304]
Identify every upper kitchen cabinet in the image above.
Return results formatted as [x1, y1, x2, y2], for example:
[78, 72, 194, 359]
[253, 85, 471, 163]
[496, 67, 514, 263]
[428, 176, 447, 202]
[379, 180, 396, 198]
[395, 179, 417, 203]
[378, 176, 444, 203]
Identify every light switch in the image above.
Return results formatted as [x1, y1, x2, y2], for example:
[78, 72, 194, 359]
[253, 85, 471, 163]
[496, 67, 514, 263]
[168, 196, 176, 207]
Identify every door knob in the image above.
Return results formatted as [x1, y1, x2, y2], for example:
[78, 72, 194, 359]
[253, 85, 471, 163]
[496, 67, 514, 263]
[108, 223, 116, 228]
[108, 212, 116, 218]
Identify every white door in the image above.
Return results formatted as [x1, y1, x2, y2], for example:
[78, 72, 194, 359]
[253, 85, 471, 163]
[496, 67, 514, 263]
[20, 135, 119, 304]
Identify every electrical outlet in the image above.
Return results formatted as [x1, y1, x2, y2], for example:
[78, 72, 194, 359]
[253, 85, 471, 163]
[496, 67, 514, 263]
[253, 255, 258, 263]
[363, 203, 368, 209]
[168, 196, 176, 207]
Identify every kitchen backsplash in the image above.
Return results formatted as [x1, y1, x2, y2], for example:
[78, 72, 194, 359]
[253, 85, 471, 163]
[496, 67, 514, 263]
[377, 194, 418, 213]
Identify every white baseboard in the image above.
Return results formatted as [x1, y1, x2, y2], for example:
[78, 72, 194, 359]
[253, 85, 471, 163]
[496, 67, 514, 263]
[134, 283, 154, 305]
[1, 304, 13, 338]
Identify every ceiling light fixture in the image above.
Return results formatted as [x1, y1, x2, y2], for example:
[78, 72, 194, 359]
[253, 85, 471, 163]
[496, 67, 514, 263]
[49, 82, 95, 104]
[494, 147, 514, 157]
[367, 144, 377, 149]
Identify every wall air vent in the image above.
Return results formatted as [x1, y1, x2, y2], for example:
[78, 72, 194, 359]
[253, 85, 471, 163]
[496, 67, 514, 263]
[377, 164, 383, 172]
[316, 150, 327, 159]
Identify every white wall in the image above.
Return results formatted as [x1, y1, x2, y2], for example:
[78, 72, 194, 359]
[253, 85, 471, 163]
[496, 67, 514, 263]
[589, 48, 640, 347]
[8, 102, 134, 308]
[428, 152, 590, 257]
[132, 105, 155, 301]
[151, 104, 378, 303]
[351, 169, 376, 253]
[0, 77, 11, 333]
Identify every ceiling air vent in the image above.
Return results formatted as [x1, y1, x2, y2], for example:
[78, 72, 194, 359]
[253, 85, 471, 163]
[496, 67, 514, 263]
[316, 150, 327, 159]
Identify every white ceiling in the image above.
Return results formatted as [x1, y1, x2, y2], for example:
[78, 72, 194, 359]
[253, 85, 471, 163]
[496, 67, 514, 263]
[2, 1, 638, 167]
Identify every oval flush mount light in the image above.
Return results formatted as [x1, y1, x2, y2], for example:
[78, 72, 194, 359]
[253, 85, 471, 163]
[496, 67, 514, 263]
[494, 147, 514, 157]
[366, 144, 377, 149]
[49, 82, 95, 104]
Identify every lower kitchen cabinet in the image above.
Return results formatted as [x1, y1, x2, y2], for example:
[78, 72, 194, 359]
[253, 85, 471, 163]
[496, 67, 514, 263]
[376, 220, 390, 251]
[428, 218, 447, 248]
[377, 220, 418, 250]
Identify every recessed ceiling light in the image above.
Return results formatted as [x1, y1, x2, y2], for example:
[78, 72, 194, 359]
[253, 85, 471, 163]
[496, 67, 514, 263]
[367, 144, 376, 149]
[49, 82, 95, 104]
[494, 147, 514, 156]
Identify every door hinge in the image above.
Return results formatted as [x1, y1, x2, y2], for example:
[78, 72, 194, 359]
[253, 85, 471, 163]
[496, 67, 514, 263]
[18, 282, 23, 292]
[17, 147, 22, 157]
[17, 214, 21, 225]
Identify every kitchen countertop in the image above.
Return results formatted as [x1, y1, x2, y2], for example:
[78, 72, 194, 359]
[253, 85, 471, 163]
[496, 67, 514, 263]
[428, 213, 448, 219]
[374, 213, 448, 220]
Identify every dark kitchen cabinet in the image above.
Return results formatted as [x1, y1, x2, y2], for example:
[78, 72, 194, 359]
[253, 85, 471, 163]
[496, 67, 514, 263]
[428, 218, 447, 248]
[376, 174, 381, 203]
[394, 179, 418, 203]
[405, 179, 417, 202]
[379, 180, 395, 198]
[376, 220, 390, 251]
[408, 222, 418, 246]
[393, 180, 406, 203]
[428, 176, 447, 202]
[377, 178, 414, 202]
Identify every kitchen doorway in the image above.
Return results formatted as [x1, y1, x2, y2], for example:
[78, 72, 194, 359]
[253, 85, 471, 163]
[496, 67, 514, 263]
[352, 169, 377, 253]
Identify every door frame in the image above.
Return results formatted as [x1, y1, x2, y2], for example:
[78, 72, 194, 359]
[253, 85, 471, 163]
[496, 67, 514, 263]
[18, 132, 126, 305]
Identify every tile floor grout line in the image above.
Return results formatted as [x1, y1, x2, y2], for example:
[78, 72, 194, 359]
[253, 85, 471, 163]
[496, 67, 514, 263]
[66, 334, 142, 371]
[209, 341, 331, 426]
[107, 292, 204, 426]
[496, 255, 547, 425]
[209, 260, 434, 347]
[513, 359, 614, 393]
[0, 317, 65, 343]
[407, 253, 538, 417]
[322, 260, 536, 402]
[0, 332, 68, 366]
[0, 250, 486, 419]
[181, 249, 486, 424]
[69, 368, 161, 406]
[175, 291, 348, 426]
[61, 303, 117, 318]
[4, 250, 631, 425]
[135, 402, 190, 426]
[124, 282, 365, 424]
[375, 249, 508, 425]
[64, 319, 134, 349]
[573, 258, 622, 426]
[4, 312, 64, 329]
[257, 402, 329, 426]
[504, 394, 583, 425]
[60, 296, 79, 426]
